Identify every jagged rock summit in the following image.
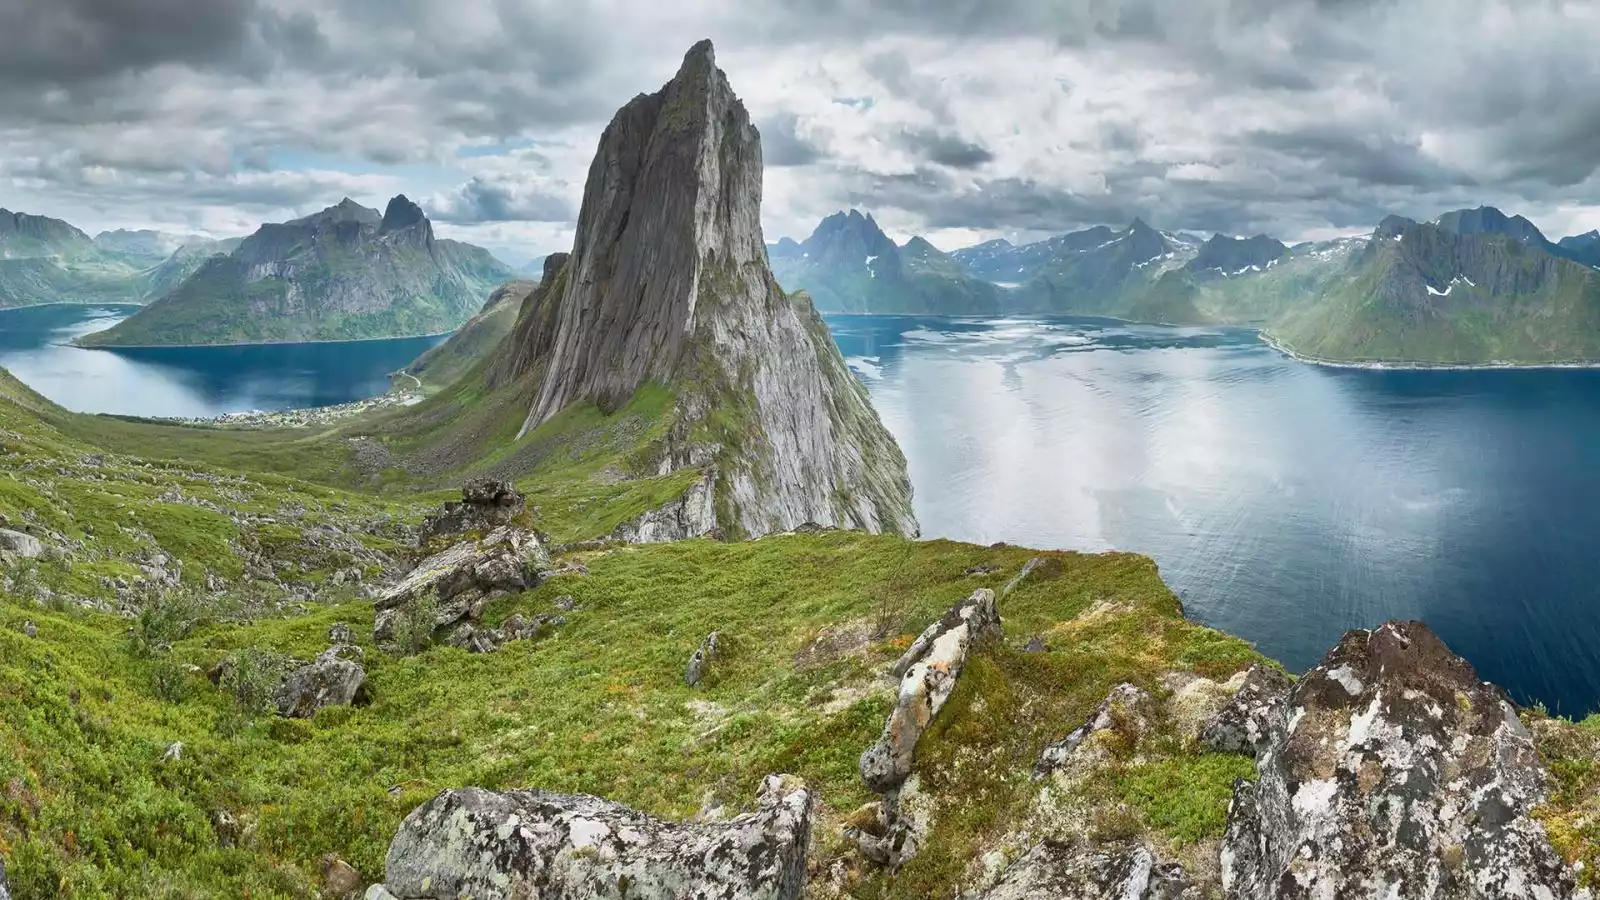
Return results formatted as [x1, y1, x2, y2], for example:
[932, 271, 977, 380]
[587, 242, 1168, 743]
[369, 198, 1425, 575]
[501, 40, 917, 538]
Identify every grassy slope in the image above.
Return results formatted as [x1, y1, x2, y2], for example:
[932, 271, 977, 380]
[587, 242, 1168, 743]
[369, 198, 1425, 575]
[402, 284, 531, 390]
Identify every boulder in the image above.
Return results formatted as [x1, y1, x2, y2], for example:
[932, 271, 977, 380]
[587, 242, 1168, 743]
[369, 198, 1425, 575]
[22, 621, 36, 638]
[860, 588, 1002, 793]
[1197, 663, 1291, 756]
[375, 774, 812, 900]
[274, 647, 369, 718]
[0, 528, 43, 559]
[980, 842, 1196, 900]
[376, 526, 549, 635]
[328, 621, 354, 644]
[1221, 620, 1586, 899]
[1034, 683, 1157, 777]
[418, 479, 526, 544]
[322, 855, 363, 898]
[685, 631, 721, 687]
[0, 855, 9, 900]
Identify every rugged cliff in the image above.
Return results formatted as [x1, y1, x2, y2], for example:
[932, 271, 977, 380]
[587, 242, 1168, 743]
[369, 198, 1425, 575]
[486, 41, 915, 538]
[76, 196, 513, 346]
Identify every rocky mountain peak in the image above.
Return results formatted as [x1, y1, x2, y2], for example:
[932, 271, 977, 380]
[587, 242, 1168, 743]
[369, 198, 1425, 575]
[497, 40, 916, 537]
[802, 209, 899, 271]
[1187, 232, 1287, 273]
[1436, 205, 1548, 246]
[380, 195, 428, 234]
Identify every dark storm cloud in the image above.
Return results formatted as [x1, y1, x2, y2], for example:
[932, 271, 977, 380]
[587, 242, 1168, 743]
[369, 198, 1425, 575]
[429, 176, 574, 223]
[899, 129, 993, 169]
[9, 0, 1600, 246]
[759, 114, 828, 167]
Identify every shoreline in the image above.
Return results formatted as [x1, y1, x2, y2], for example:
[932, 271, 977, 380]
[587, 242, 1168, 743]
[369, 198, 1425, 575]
[1258, 330, 1600, 371]
[72, 328, 455, 350]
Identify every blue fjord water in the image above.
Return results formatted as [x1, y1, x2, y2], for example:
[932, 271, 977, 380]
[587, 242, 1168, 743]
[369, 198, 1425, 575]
[0, 304, 445, 417]
[4, 303, 1600, 713]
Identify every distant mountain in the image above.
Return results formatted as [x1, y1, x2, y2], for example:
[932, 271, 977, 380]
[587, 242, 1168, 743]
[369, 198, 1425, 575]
[1270, 209, 1600, 364]
[0, 209, 93, 259]
[92, 229, 211, 266]
[950, 227, 1118, 284]
[1557, 231, 1600, 269]
[1008, 219, 1181, 315]
[769, 210, 1001, 314]
[77, 196, 515, 346]
[1185, 234, 1288, 276]
[133, 237, 245, 301]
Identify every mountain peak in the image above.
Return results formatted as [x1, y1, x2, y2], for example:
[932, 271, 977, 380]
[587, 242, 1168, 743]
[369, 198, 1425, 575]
[1434, 206, 1548, 245]
[495, 40, 915, 537]
[380, 194, 430, 236]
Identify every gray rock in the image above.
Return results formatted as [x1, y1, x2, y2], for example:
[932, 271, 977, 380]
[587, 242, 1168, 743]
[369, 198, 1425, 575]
[377, 774, 812, 900]
[1022, 635, 1046, 653]
[980, 842, 1196, 900]
[1034, 683, 1156, 777]
[0, 854, 9, 900]
[1003, 556, 1045, 596]
[490, 40, 916, 539]
[274, 647, 368, 718]
[160, 741, 184, 763]
[376, 526, 549, 634]
[322, 855, 363, 898]
[328, 621, 354, 645]
[1221, 620, 1587, 899]
[860, 588, 1002, 793]
[211, 808, 242, 847]
[554, 594, 578, 611]
[0, 528, 43, 559]
[685, 631, 721, 687]
[364, 887, 398, 900]
[1197, 663, 1291, 756]
[22, 621, 36, 638]
[419, 479, 526, 545]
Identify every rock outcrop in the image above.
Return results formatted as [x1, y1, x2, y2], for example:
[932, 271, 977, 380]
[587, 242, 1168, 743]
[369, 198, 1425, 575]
[685, 631, 721, 686]
[607, 473, 719, 544]
[860, 588, 1002, 793]
[373, 775, 812, 899]
[0, 528, 44, 560]
[1220, 620, 1586, 899]
[274, 646, 369, 718]
[1034, 683, 1157, 777]
[980, 842, 1197, 900]
[374, 525, 550, 646]
[1197, 663, 1291, 756]
[493, 40, 917, 539]
[418, 478, 527, 545]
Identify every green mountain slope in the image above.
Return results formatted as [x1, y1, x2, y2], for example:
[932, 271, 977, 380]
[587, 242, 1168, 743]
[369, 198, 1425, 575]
[770, 210, 1001, 314]
[77, 197, 513, 347]
[1009, 219, 1183, 315]
[1271, 214, 1600, 365]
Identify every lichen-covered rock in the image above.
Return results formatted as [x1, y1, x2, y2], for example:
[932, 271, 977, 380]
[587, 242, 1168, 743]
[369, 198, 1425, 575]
[0, 855, 10, 900]
[0, 528, 43, 559]
[1220, 620, 1587, 899]
[685, 631, 721, 687]
[274, 647, 368, 718]
[981, 842, 1197, 900]
[860, 588, 1001, 793]
[1198, 663, 1291, 756]
[376, 526, 549, 633]
[376, 774, 812, 900]
[492, 39, 916, 539]
[419, 479, 526, 544]
[1035, 683, 1156, 777]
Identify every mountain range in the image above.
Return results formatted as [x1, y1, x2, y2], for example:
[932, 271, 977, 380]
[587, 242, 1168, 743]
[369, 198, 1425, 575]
[766, 204, 1600, 365]
[76, 196, 514, 346]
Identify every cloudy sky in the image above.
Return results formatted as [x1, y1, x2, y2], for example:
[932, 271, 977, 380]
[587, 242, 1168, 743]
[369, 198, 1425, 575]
[7, 0, 1600, 263]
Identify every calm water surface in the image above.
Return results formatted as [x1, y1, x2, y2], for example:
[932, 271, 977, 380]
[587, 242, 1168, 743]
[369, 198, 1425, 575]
[828, 314, 1600, 715]
[0, 304, 445, 417]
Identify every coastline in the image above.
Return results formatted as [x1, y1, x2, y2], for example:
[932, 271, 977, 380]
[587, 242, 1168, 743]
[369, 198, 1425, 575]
[72, 328, 455, 350]
[1258, 330, 1600, 371]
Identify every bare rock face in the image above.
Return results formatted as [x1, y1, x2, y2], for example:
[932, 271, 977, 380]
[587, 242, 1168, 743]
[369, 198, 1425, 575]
[498, 40, 916, 539]
[418, 479, 526, 545]
[275, 646, 369, 718]
[608, 472, 718, 544]
[376, 774, 813, 900]
[0, 855, 9, 900]
[981, 842, 1197, 900]
[860, 588, 1002, 793]
[375, 525, 550, 644]
[1221, 620, 1586, 899]
[1198, 663, 1291, 756]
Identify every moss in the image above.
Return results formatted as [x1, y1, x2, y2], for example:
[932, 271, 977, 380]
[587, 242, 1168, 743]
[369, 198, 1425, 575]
[1113, 754, 1256, 845]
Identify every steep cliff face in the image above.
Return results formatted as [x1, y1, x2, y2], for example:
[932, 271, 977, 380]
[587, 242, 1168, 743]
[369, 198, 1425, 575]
[77, 196, 513, 346]
[498, 40, 916, 538]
